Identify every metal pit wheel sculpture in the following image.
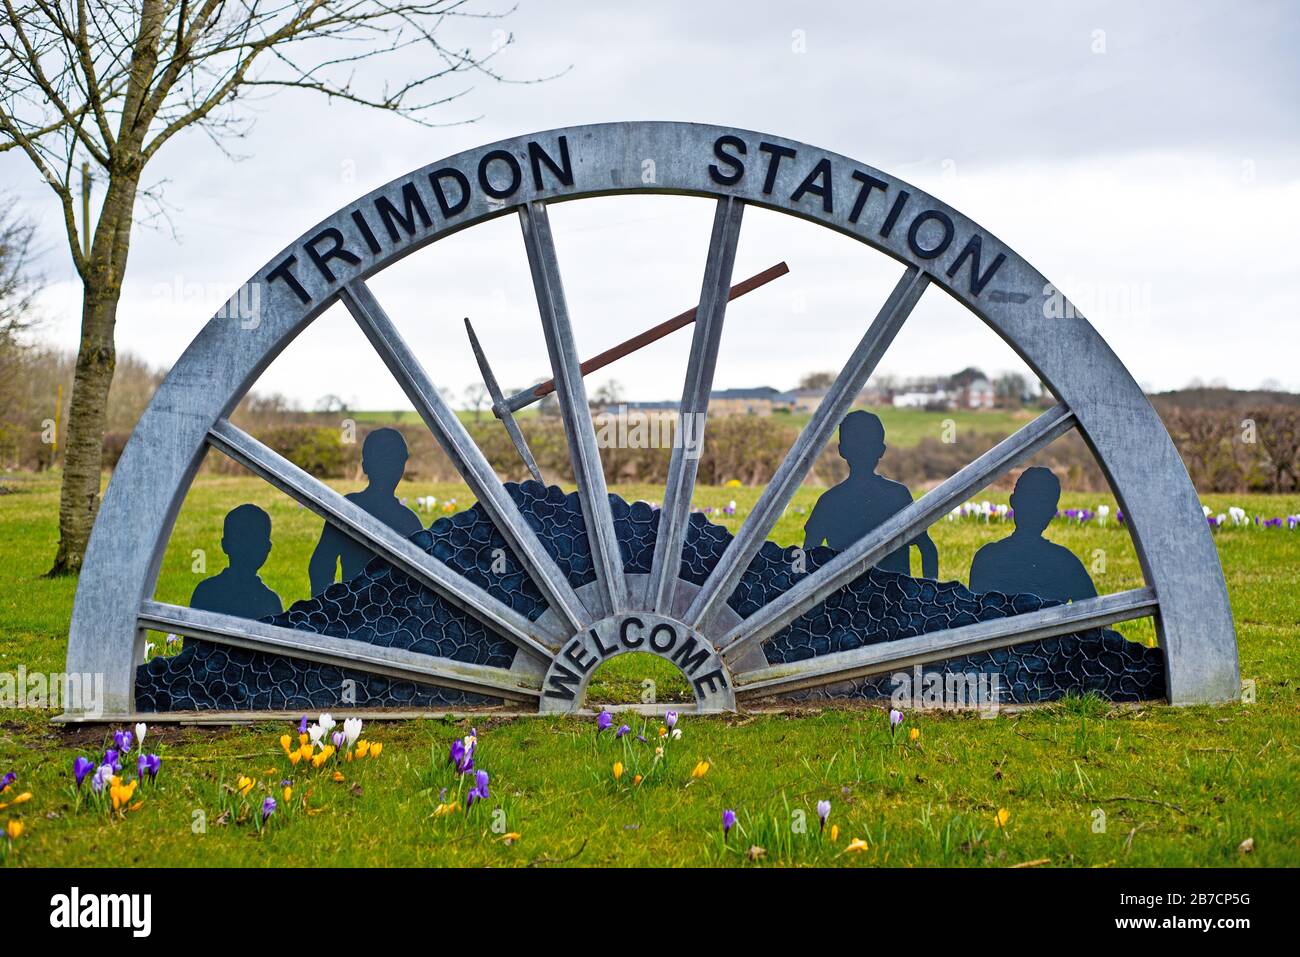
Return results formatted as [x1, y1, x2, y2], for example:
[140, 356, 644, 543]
[63, 122, 1239, 720]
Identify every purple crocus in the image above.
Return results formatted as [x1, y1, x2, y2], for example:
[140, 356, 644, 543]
[73, 757, 95, 789]
[91, 764, 113, 793]
[615, 724, 631, 739]
[664, 710, 678, 730]
[816, 799, 831, 831]
[889, 709, 903, 729]
[449, 733, 476, 774]
[102, 748, 122, 772]
[466, 769, 490, 808]
[596, 711, 613, 734]
[0, 771, 14, 793]
[332, 730, 345, 749]
[137, 753, 161, 782]
[113, 729, 133, 753]
[722, 808, 736, 837]
[298, 715, 309, 735]
[261, 796, 276, 822]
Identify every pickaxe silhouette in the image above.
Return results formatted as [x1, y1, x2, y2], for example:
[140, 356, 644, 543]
[465, 262, 789, 483]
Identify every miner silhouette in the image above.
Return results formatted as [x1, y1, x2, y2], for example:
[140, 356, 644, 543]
[803, 410, 938, 578]
[309, 427, 422, 595]
[190, 503, 283, 619]
[969, 466, 1097, 602]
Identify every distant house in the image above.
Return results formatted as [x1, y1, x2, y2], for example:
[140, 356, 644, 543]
[786, 388, 828, 413]
[960, 377, 996, 409]
[893, 388, 950, 409]
[709, 387, 793, 416]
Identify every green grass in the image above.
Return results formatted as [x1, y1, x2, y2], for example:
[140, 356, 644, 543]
[351, 404, 1033, 445]
[0, 471, 1296, 867]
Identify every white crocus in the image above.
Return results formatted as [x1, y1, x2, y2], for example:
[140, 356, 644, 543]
[343, 717, 363, 748]
[1097, 505, 1110, 526]
[1228, 506, 1247, 526]
[135, 722, 147, 750]
[308, 723, 325, 747]
[318, 713, 336, 737]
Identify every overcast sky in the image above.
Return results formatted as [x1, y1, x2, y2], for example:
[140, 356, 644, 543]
[6, 0, 1298, 410]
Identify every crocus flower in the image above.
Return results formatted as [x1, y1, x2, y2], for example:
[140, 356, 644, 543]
[135, 723, 147, 750]
[298, 715, 309, 735]
[665, 710, 678, 730]
[0, 771, 14, 793]
[994, 808, 1010, 829]
[91, 765, 113, 793]
[307, 723, 325, 748]
[332, 730, 345, 750]
[113, 729, 133, 753]
[74, 757, 95, 789]
[615, 724, 630, 738]
[722, 808, 736, 837]
[612, 761, 624, 781]
[889, 709, 903, 728]
[690, 761, 710, 779]
[261, 796, 276, 822]
[845, 838, 869, 853]
[137, 754, 161, 782]
[5, 820, 22, 839]
[449, 736, 474, 774]
[343, 717, 363, 748]
[596, 711, 613, 734]
[816, 800, 831, 831]
[909, 727, 920, 742]
[467, 769, 490, 808]
[102, 748, 121, 772]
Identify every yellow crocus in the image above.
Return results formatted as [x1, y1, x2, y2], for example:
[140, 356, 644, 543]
[283, 786, 293, 803]
[5, 819, 22, 839]
[110, 779, 138, 810]
[432, 801, 460, 818]
[500, 832, 521, 845]
[845, 838, 869, 853]
[658, 726, 668, 738]
[288, 750, 302, 766]
[280, 734, 292, 754]
[830, 824, 840, 843]
[298, 733, 309, 746]
[369, 742, 382, 758]
[331, 771, 345, 782]
[994, 808, 1010, 829]
[236, 775, 255, 796]
[613, 761, 624, 780]
[355, 740, 370, 758]
[11, 792, 31, 805]
[690, 760, 710, 779]
[908, 727, 920, 742]
[633, 774, 643, 785]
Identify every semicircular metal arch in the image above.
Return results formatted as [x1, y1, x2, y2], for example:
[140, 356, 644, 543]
[64, 122, 1238, 718]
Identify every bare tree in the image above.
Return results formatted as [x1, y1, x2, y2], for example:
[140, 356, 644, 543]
[463, 381, 488, 420]
[798, 370, 834, 391]
[0, 0, 552, 574]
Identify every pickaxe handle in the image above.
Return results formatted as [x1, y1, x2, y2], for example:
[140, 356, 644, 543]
[510, 261, 789, 411]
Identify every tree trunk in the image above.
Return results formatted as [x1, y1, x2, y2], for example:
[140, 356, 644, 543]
[48, 173, 138, 575]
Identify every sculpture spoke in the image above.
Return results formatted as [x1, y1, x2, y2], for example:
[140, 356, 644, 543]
[206, 419, 560, 660]
[717, 403, 1078, 660]
[733, 588, 1158, 697]
[644, 197, 744, 615]
[684, 265, 930, 633]
[139, 601, 542, 702]
[339, 278, 590, 634]
[518, 200, 627, 617]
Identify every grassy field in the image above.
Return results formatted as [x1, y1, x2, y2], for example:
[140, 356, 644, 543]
[352, 403, 1035, 446]
[0, 471, 1296, 867]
